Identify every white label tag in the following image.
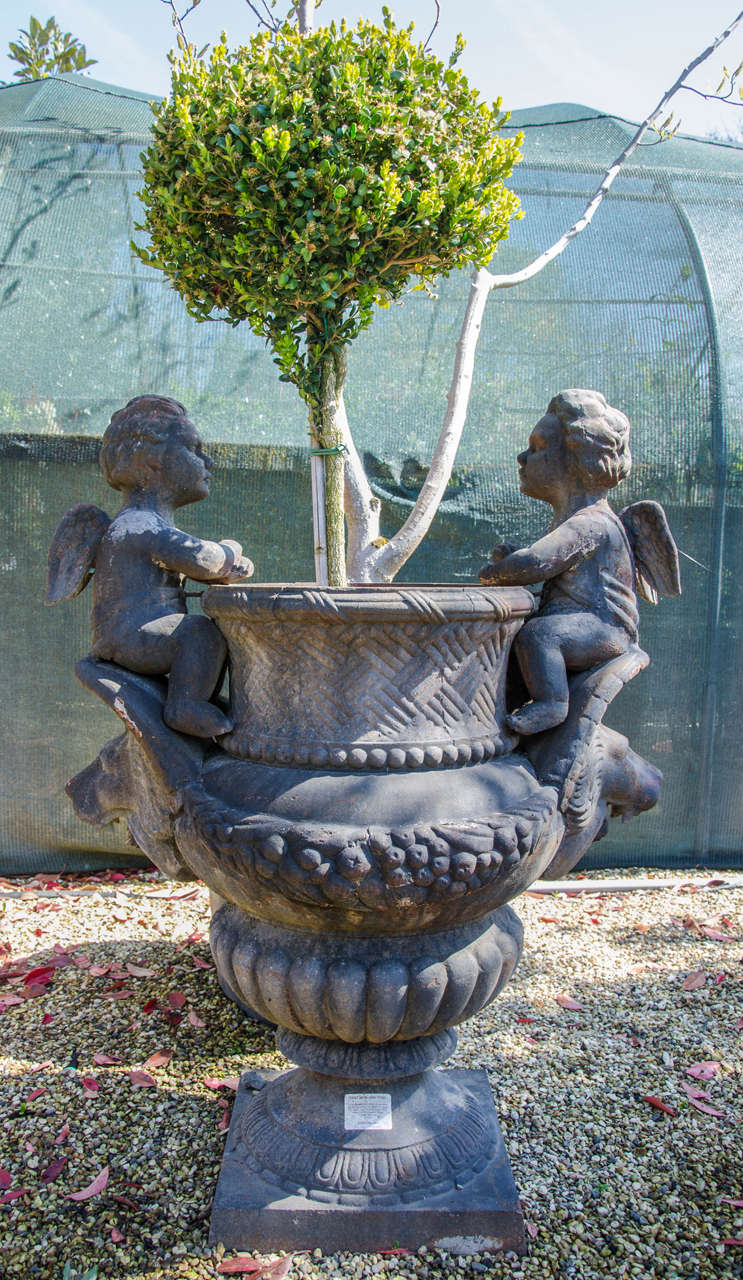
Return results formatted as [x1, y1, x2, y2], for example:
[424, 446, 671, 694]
[344, 1092, 392, 1131]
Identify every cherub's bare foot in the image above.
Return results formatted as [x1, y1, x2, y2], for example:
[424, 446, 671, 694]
[163, 699, 234, 739]
[506, 699, 569, 736]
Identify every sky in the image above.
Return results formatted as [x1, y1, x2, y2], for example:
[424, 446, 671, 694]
[0, 0, 742, 140]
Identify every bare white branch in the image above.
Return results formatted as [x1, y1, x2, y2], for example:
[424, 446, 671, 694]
[344, 7, 743, 583]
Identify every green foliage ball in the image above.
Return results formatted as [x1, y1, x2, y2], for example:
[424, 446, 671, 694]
[134, 10, 522, 406]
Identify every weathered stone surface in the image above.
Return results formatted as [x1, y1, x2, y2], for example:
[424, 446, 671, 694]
[210, 1067, 525, 1255]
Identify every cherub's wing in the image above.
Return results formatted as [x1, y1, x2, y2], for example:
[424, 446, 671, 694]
[619, 501, 681, 605]
[45, 503, 110, 605]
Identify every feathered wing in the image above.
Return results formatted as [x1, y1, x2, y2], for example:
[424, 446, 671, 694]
[619, 501, 681, 605]
[45, 503, 111, 604]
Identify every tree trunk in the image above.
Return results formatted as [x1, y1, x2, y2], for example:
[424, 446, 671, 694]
[310, 352, 347, 588]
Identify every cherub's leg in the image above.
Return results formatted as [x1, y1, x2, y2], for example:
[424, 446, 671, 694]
[507, 617, 571, 735]
[163, 616, 233, 739]
[508, 615, 629, 735]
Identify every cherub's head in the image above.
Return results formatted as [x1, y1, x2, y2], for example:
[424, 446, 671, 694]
[100, 395, 212, 506]
[549, 389, 631, 489]
[518, 389, 631, 504]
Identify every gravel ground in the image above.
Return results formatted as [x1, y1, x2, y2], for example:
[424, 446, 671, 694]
[1, 866, 741, 1280]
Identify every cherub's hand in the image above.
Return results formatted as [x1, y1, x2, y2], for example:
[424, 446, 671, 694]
[490, 542, 519, 562]
[478, 543, 519, 584]
[226, 555, 254, 582]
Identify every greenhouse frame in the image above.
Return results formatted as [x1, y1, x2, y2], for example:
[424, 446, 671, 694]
[1, 73, 742, 873]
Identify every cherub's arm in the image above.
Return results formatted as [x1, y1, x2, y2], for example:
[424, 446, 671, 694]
[148, 526, 253, 583]
[479, 516, 601, 587]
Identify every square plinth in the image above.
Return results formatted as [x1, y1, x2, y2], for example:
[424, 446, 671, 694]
[210, 1068, 525, 1256]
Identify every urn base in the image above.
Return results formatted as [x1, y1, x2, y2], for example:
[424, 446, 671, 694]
[210, 1066, 525, 1256]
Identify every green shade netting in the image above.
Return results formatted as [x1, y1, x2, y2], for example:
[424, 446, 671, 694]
[2, 75, 743, 873]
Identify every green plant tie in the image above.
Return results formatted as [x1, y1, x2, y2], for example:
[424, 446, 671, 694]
[309, 445, 349, 457]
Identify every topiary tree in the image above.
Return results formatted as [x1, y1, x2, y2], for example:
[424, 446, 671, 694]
[134, 9, 522, 586]
[7, 15, 96, 81]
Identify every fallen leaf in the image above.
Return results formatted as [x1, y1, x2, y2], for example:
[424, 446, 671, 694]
[258, 1257, 294, 1280]
[142, 998, 158, 1014]
[54, 1123, 70, 1145]
[0, 1188, 31, 1204]
[24, 965, 55, 985]
[167, 991, 187, 1009]
[67, 1166, 109, 1201]
[640, 1095, 677, 1116]
[72, 953, 91, 968]
[0, 1169, 10, 1189]
[0, 995, 25, 1010]
[633, 923, 650, 933]
[217, 1106, 231, 1132]
[111, 1227, 125, 1243]
[26, 1087, 47, 1103]
[216, 1259, 263, 1275]
[143, 1051, 172, 1070]
[735, 1017, 743, 1031]
[686, 1061, 721, 1080]
[516, 1016, 534, 1024]
[379, 1248, 412, 1256]
[715, 973, 726, 985]
[555, 995, 583, 1011]
[192, 956, 213, 970]
[722, 1239, 743, 1247]
[29, 1060, 53, 1073]
[686, 1096, 726, 1117]
[721, 1198, 743, 1208]
[40, 1156, 68, 1184]
[129, 1070, 157, 1088]
[81, 1077, 99, 1097]
[126, 963, 158, 978]
[41, 1012, 53, 1026]
[88, 964, 111, 978]
[93, 1054, 121, 1066]
[681, 1081, 714, 1102]
[538, 917, 557, 924]
[163, 1010, 183, 1029]
[204, 1077, 240, 1091]
[188, 1009, 207, 1028]
[682, 970, 707, 991]
[525, 1221, 539, 1239]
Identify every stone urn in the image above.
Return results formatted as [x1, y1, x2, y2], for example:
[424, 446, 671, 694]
[67, 582, 661, 1254]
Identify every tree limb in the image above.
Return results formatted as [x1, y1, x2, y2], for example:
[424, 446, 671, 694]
[345, 6, 743, 583]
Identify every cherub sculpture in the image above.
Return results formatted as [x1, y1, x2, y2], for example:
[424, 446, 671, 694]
[479, 389, 680, 735]
[45, 394, 254, 738]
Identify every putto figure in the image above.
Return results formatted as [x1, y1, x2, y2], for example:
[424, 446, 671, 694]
[45, 394, 254, 738]
[479, 389, 680, 735]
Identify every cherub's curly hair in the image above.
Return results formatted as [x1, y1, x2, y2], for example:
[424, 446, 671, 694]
[99, 395, 187, 491]
[549, 389, 631, 490]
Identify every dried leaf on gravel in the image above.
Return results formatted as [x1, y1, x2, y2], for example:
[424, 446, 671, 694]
[0, 1187, 30, 1203]
[686, 1096, 726, 1117]
[81, 1077, 99, 1096]
[555, 994, 583, 1010]
[682, 970, 707, 990]
[205, 1077, 240, 1091]
[0, 1169, 10, 1189]
[686, 1060, 722, 1079]
[216, 1259, 264, 1275]
[92, 1053, 120, 1066]
[188, 1008, 207, 1027]
[167, 990, 187, 1009]
[67, 1166, 109, 1200]
[53, 1123, 70, 1145]
[143, 1050, 172, 1070]
[640, 1095, 677, 1116]
[129, 1069, 157, 1088]
[40, 1156, 68, 1184]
